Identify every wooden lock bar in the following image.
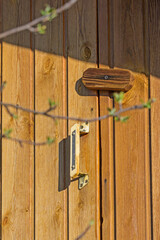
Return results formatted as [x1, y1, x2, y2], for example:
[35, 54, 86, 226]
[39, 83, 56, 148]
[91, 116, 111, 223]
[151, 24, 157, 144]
[82, 68, 134, 92]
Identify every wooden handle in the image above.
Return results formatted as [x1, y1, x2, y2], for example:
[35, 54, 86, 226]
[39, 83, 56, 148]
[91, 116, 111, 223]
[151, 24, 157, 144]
[82, 68, 134, 92]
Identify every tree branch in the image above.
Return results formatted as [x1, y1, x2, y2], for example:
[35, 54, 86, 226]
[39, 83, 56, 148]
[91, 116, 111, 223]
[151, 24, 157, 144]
[0, 0, 78, 39]
[0, 84, 155, 146]
[1, 99, 153, 147]
[0, 100, 154, 123]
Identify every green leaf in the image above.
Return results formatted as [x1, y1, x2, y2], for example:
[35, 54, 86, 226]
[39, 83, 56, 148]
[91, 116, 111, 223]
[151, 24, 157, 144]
[49, 9, 57, 21]
[4, 128, 12, 138]
[40, 10, 46, 16]
[40, 4, 57, 21]
[142, 99, 152, 109]
[120, 116, 130, 123]
[48, 99, 56, 107]
[47, 137, 55, 145]
[107, 107, 116, 116]
[45, 4, 51, 12]
[114, 116, 120, 121]
[37, 24, 46, 34]
[89, 220, 94, 226]
[3, 81, 7, 87]
[142, 98, 156, 109]
[55, 119, 58, 126]
[13, 114, 18, 119]
[113, 92, 124, 103]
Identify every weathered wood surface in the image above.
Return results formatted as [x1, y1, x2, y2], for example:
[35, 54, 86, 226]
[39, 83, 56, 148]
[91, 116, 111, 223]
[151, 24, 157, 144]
[98, 1, 115, 239]
[150, 1, 160, 239]
[35, 0, 67, 240]
[67, 0, 100, 239]
[2, 1, 34, 239]
[0, 0, 2, 237]
[99, 93, 114, 240]
[0, 0, 160, 240]
[114, 0, 151, 240]
[82, 68, 134, 91]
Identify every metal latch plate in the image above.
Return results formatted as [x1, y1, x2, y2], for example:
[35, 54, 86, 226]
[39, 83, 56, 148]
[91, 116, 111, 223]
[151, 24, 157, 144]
[78, 174, 89, 190]
[70, 124, 80, 178]
[70, 123, 89, 178]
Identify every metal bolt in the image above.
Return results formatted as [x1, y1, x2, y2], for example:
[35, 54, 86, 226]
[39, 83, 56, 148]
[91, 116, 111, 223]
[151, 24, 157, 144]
[72, 165, 75, 170]
[104, 75, 109, 80]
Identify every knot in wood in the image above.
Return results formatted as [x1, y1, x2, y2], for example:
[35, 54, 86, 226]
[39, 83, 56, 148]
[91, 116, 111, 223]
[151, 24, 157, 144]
[81, 46, 91, 61]
[43, 57, 54, 75]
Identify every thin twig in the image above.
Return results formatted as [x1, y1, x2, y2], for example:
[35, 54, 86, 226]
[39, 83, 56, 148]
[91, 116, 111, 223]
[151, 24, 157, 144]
[75, 223, 92, 240]
[0, 0, 78, 39]
[119, 102, 123, 111]
[4, 105, 14, 117]
[56, 0, 78, 14]
[1, 135, 53, 147]
[0, 101, 153, 123]
[29, 27, 37, 33]
[0, 82, 6, 92]
[44, 105, 57, 113]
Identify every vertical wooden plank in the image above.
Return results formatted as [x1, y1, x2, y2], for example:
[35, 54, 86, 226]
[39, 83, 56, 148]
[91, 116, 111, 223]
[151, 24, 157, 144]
[0, 0, 2, 237]
[98, 0, 109, 68]
[67, 0, 100, 239]
[98, 1, 115, 239]
[149, 1, 160, 239]
[113, 0, 151, 239]
[99, 93, 114, 240]
[2, 1, 34, 239]
[35, 0, 67, 239]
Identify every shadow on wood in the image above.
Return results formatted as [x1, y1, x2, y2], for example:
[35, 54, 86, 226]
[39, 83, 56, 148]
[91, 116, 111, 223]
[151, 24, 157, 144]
[58, 136, 70, 191]
[75, 78, 100, 96]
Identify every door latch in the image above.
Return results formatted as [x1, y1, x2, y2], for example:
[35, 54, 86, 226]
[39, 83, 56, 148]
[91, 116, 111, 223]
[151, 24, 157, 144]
[70, 122, 89, 190]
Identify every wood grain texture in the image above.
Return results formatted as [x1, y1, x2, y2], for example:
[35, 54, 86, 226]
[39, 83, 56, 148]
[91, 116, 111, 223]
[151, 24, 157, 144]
[114, 0, 145, 73]
[82, 68, 134, 91]
[0, 0, 2, 237]
[67, 0, 100, 239]
[99, 93, 114, 240]
[98, 1, 115, 239]
[34, 1, 67, 240]
[149, 0, 160, 239]
[114, 0, 151, 239]
[2, 1, 34, 239]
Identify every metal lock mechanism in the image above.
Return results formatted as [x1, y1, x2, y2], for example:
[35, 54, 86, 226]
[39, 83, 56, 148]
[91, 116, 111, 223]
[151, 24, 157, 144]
[70, 122, 89, 190]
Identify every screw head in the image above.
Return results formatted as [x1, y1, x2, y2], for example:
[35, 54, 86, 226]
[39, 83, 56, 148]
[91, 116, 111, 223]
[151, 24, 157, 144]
[104, 75, 109, 80]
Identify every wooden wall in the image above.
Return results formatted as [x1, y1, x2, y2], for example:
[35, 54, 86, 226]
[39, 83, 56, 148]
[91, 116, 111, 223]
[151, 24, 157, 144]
[0, 0, 160, 239]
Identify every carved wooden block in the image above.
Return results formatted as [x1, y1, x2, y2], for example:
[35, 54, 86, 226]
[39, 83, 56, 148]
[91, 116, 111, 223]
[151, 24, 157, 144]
[82, 68, 134, 91]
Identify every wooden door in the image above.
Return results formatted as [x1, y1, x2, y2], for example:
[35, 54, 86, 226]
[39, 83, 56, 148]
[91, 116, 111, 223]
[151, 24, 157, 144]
[0, 0, 160, 240]
[99, 0, 160, 239]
